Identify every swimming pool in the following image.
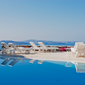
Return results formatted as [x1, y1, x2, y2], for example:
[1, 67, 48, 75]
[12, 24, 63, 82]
[0, 56, 85, 85]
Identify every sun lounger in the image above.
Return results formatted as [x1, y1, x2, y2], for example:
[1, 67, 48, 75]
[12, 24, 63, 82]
[8, 43, 33, 54]
[29, 42, 42, 53]
[38, 42, 59, 52]
[75, 44, 85, 57]
[1, 42, 16, 54]
[8, 43, 18, 50]
[8, 43, 20, 54]
[1, 42, 7, 48]
[1, 42, 10, 54]
[71, 42, 84, 54]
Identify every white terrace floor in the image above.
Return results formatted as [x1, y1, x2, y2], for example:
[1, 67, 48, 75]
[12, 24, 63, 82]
[1, 52, 85, 63]
[23, 52, 85, 63]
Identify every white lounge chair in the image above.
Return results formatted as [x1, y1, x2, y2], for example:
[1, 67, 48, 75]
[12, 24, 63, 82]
[29, 42, 41, 53]
[1, 42, 12, 54]
[8, 43, 18, 50]
[38, 42, 59, 52]
[75, 44, 85, 58]
[1, 42, 8, 48]
[8, 43, 33, 54]
[71, 42, 84, 54]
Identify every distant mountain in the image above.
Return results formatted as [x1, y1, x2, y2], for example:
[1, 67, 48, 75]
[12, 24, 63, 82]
[0, 40, 29, 45]
[0, 39, 76, 46]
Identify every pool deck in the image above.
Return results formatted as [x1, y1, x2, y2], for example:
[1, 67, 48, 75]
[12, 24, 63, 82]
[1, 52, 85, 63]
[23, 52, 85, 63]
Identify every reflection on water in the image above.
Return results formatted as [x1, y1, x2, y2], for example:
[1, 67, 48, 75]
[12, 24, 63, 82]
[65, 62, 85, 73]
[72, 62, 85, 73]
[42, 60, 85, 73]
[0, 56, 45, 67]
[0, 56, 29, 67]
[0, 56, 85, 85]
[65, 62, 72, 67]
[0, 56, 85, 73]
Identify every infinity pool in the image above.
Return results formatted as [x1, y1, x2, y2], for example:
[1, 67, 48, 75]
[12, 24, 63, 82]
[0, 56, 85, 85]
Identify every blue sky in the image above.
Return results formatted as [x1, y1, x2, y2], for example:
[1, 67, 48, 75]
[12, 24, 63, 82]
[0, 0, 85, 41]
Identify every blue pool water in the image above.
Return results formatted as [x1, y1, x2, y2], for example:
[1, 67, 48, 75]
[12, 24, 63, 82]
[0, 56, 85, 85]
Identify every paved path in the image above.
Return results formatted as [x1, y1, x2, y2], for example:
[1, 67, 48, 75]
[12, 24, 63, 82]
[20, 52, 85, 63]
